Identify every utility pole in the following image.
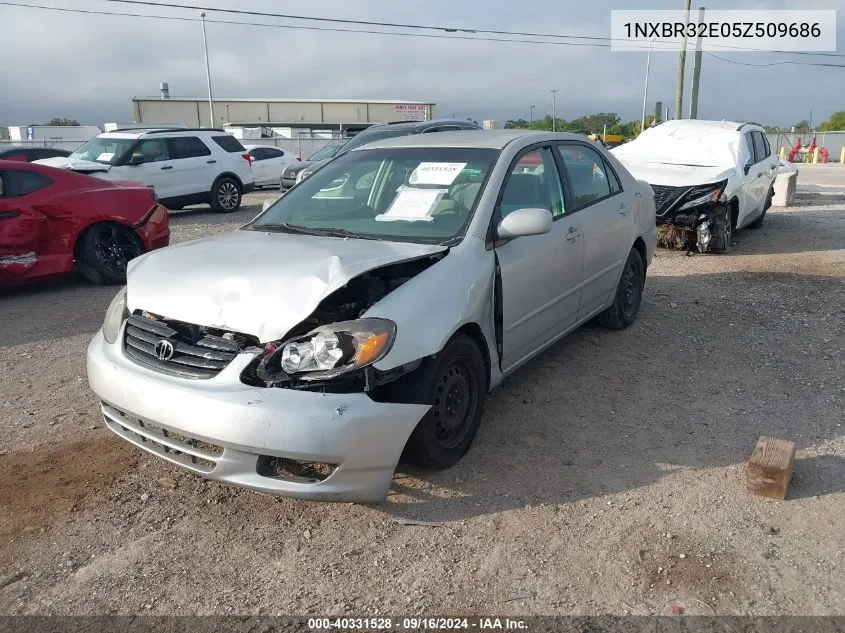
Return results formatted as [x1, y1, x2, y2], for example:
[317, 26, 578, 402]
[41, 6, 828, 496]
[200, 12, 215, 127]
[530, 105, 535, 124]
[674, 0, 692, 120]
[550, 90, 558, 132]
[688, 7, 705, 119]
[640, 36, 656, 133]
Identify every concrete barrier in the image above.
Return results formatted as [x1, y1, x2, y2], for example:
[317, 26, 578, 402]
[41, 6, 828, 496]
[773, 164, 798, 207]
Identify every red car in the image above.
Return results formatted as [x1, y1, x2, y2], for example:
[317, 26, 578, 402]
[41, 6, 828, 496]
[0, 160, 169, 286]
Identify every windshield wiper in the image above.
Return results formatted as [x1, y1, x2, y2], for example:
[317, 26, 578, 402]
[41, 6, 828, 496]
[249, 222, 373, 239]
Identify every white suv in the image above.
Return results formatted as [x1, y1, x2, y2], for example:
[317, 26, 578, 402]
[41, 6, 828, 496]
[612, 120, 778, 253]
[37, 128, 255, 212]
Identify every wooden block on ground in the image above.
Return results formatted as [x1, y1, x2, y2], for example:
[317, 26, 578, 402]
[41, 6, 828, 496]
[746, 436, 796, 500]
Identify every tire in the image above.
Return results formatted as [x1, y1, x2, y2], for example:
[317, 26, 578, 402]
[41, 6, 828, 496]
[597, 248, 645, 330]
[749, 188, 773, 229]
[77, 223, 144, 285]
[399, 335, 488, 470]
[706, 205, 732, 253]
[210, 176, 242, 213]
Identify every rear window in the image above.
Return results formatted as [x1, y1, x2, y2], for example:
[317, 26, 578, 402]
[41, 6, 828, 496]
[212, 135, 247, 153]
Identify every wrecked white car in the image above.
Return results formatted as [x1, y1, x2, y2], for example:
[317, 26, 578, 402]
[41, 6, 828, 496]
[86, 131, 657, 502]
[612, 120, 777, 252]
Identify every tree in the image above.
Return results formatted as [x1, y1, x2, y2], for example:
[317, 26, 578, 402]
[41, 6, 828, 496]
[792, 120, 811, 134]
[45, 118, 80, 126]
[818, 111, 845, 131]
[505, 118, 530, 129]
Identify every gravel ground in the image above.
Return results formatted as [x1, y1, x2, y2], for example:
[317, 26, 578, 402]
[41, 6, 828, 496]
[0, 179, 843, 616]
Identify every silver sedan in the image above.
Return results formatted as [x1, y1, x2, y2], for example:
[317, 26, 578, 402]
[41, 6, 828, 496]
[86, 131, 658, 502]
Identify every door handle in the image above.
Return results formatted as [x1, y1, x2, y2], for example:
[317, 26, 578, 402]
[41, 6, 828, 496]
[206, 159, 217, 164]
[618, 203, 630, 215]
[161, 165, 173, 170]
[0, 209, 22, 219]
[565, 227, 582, 241]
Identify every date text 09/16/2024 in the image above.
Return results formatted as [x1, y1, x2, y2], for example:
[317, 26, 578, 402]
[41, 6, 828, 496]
[307, 617, 528, 630]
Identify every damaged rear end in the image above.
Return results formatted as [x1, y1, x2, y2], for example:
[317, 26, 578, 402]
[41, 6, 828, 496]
[651, 180, 732, 253]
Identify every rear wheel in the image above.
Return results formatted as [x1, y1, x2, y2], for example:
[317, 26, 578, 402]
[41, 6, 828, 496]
[210, 177, 242, 213]
[77, 223, 144, 284]
[597, 247, 645, 330]
[398, 335, 487, 470]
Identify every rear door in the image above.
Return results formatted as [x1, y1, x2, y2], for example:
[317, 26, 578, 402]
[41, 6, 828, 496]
[166, 136, 214, 196]
[555, 143, 633, 320]
[494, 146, 585, 372]
[0, 169, 54, 280]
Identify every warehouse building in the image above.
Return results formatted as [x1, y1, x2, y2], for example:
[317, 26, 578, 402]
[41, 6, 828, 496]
[131, 90, 436, 134]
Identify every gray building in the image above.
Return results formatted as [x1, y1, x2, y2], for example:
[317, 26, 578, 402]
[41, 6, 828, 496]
[131, 96, 436, 131]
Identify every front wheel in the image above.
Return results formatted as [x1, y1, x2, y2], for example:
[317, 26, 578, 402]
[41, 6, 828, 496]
[77, 223, 144, 284]
[210, 177, 242, 213]
[400, 335, 487, 470]
[701, 205, 732, 253]
[597, 248, 645, 330]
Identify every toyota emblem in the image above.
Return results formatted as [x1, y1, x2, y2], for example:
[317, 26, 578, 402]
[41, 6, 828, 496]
[155, 340, 175, 361]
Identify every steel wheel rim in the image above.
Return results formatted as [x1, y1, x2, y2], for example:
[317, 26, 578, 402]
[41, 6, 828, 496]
[92, 225, 142, 276]
[621, 261, 640, 318]
[218, 181, 239, 209]
[432, 358, 478, 450]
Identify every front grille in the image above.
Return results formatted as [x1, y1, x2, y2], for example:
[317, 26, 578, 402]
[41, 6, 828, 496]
[123, 313, 256, 379]
[651, 185, 684, 214]
[101, 403, 222, 474]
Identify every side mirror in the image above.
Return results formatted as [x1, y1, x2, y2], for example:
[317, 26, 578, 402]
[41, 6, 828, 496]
[496, 207, 553, 240]
[743, 162, 751, 176]
[128, 154, 144, 166]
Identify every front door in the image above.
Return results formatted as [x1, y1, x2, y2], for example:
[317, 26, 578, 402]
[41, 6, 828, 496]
[124, 138, 180, 199]
[494, 146, 586, 372]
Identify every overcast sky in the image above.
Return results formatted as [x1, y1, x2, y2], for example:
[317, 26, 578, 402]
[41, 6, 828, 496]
[0, 0, 843, 128]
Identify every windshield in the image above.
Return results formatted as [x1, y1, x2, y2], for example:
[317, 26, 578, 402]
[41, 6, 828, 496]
[307, 142, 343, 161]
[247, 147, 498, 244]
[69, 137, 136, 165]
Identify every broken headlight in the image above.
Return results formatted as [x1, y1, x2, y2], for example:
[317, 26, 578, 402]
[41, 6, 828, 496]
[258, 318, 396, 382]
[102, 286, 128, 344]
[678, 181, 726, 211]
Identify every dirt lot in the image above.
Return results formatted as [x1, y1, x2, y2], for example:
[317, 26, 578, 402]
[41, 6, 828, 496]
[1, 177, 843, 617]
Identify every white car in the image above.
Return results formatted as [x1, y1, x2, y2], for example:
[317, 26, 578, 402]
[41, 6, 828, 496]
[612, 120, 778, 252]
[244, 144, 300, 188]
[37, 128, 256, 213]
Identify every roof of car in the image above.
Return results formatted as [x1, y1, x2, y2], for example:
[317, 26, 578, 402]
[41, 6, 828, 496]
[353, 130, 592, 150]
[100, 127, 228, 139]
[649, 120, 756, 134]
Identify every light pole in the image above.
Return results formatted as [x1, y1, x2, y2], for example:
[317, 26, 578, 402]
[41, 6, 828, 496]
[550, 90, 558, 132]
[529, 105, 535, 124]
[200, 12, 214, 127]
[641, 36, 656, 133]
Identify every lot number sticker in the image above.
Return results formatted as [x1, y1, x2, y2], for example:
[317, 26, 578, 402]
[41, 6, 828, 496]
[409, 162, 467, 186]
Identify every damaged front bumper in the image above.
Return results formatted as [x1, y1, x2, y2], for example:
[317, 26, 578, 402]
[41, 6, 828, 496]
[86, 329, 430, 502]
[657, 203, 728, 251]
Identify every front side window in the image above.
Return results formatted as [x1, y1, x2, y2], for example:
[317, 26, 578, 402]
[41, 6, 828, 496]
[249, 147, 498, 244]
[167, 136, 211, 159]
[556, 144, 614, 210]
[69, 137, 137, 165]
[500, 148, 565, 218]
[132, 139, 170, 163]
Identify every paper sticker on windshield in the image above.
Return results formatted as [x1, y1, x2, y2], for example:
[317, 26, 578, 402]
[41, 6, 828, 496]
[409, 162, 467, 186]
[96, 152, 115, 162]
[375, 188, 447, 222]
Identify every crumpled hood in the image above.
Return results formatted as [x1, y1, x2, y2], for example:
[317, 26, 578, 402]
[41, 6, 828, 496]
[126, 229, 447, 342]
[35, 156, 111, 174]
[613, 160, 735, 188]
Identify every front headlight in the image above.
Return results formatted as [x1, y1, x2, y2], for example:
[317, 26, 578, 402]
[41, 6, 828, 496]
[678, 183, 726, 211]
[258, 318, 396, 382]
[102, 286, 128, 344]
